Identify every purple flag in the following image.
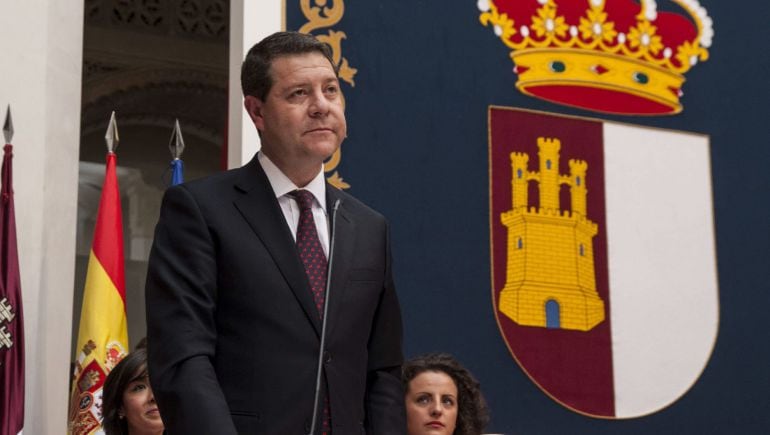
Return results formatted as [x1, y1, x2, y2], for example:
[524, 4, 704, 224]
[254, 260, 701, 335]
[0, 140, 24, 435]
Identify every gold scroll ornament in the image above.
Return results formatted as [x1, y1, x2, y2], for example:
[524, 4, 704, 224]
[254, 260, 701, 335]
[300, 0, 357, 189]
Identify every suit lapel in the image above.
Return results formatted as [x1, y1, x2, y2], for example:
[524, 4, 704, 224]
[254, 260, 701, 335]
[232, 159, 322, 335]
[325, 187, 355, 339]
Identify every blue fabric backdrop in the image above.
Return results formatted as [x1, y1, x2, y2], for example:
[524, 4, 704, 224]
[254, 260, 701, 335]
[287, 1, 770, 433]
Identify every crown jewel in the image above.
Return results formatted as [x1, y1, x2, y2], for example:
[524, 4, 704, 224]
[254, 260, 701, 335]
[478, 0, 714, 115]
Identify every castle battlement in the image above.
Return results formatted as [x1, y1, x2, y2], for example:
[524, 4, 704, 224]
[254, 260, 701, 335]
[568, 159, 587, 172]
[509, 137, 593, 218]
[538, 137, 561, 153]
[501, 207, 598, 234]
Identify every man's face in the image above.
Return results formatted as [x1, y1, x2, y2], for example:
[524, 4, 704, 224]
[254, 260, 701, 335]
[245, 52, 346, 173]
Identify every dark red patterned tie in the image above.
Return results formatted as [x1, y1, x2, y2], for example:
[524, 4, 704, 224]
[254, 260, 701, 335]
[289, 190, 331, 435]
[290, 189, 328, 316]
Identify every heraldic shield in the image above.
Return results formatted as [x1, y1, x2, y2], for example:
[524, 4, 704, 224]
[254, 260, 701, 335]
[488, 107, 719, 418]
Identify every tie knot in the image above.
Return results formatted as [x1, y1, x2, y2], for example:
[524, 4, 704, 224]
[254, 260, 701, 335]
[290, 189, 315, 211]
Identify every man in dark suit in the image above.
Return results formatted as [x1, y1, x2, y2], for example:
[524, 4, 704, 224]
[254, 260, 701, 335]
[145, 32, 406, 434]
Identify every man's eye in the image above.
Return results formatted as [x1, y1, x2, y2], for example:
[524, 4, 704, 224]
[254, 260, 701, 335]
[325, 85, 338, 94]
[291, 89, 307, 97]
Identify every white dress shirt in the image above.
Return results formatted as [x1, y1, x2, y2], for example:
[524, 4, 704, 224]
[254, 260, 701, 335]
[257, 151, 329, 257]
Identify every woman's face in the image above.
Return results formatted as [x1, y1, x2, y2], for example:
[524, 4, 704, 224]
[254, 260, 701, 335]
[121, 371, 163, 435]
[405, 370, 458, 435]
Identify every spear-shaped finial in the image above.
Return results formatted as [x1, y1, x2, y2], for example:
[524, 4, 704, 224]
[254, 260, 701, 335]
[3, 105, 13, 144]
[169, 119, 185, 160]
[104, 111, 119, 153]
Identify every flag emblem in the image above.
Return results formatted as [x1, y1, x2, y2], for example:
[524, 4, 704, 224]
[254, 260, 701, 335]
[0, 298, 14, 350]
[498, 136, 606, 331]
[489, 106, 719, 418]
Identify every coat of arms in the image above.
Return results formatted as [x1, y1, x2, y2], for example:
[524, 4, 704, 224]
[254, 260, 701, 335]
[489, 106, 718, 418]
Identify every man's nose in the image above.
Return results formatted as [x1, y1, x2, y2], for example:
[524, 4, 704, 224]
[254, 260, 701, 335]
[309, 89, 330, 116]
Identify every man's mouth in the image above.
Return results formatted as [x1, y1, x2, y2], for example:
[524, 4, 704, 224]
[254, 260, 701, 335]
[306, 127, 333, 134]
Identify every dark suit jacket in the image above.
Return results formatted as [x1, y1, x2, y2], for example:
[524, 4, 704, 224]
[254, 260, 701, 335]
[145, 157, 405, 434]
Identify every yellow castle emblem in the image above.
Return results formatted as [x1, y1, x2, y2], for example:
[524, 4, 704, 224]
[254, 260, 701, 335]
[498, 137, 605, 331]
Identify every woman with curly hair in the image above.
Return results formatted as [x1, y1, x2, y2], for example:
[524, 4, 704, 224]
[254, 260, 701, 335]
[403, 353, 490, 435]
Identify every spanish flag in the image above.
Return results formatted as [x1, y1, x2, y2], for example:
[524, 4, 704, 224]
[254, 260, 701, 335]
[69, 150, 128, 435]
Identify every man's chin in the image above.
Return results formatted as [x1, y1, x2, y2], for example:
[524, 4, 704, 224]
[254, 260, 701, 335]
[305, 142, 341, 160]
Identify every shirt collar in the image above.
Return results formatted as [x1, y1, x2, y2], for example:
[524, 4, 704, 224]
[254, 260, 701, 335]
[258, 151, 327, 210]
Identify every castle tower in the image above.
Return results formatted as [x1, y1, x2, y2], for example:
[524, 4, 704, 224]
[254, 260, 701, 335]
[510, 152, 529, 209]
[498, 137, 605, 332]
[537, 137, 561, 211]
[569, 159, 588, 216]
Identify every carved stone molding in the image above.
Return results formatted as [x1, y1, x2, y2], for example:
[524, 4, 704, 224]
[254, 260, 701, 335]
[85, 0, 228, 41]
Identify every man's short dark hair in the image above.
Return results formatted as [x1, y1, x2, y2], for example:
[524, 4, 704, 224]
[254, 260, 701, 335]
[241, 31, 337, 101]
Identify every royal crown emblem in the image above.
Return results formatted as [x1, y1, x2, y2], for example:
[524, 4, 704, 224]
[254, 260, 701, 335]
[478, 0, 714, 115]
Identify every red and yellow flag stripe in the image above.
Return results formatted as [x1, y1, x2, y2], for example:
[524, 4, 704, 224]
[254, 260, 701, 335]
[69, 153, 128, 435]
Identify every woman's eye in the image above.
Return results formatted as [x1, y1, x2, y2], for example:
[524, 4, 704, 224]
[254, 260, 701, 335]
[130, 383, 147, 393]
[442, 397, 455, 407]
[416, 395, 430, 405]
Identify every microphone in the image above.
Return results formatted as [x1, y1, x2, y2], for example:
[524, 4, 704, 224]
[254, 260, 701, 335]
[308, 198, 342, 435]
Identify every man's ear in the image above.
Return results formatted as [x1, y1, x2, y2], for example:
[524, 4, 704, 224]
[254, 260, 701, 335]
[244, 95, 265, 130]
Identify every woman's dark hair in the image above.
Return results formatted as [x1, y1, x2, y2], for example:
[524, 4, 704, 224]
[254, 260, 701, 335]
[403, 353, 490, 435]
[241, 31, 337, 101]
[101, 348, 148, 435]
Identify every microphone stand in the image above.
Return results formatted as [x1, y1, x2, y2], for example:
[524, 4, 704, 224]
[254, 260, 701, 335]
[308, 198, 341, 435]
